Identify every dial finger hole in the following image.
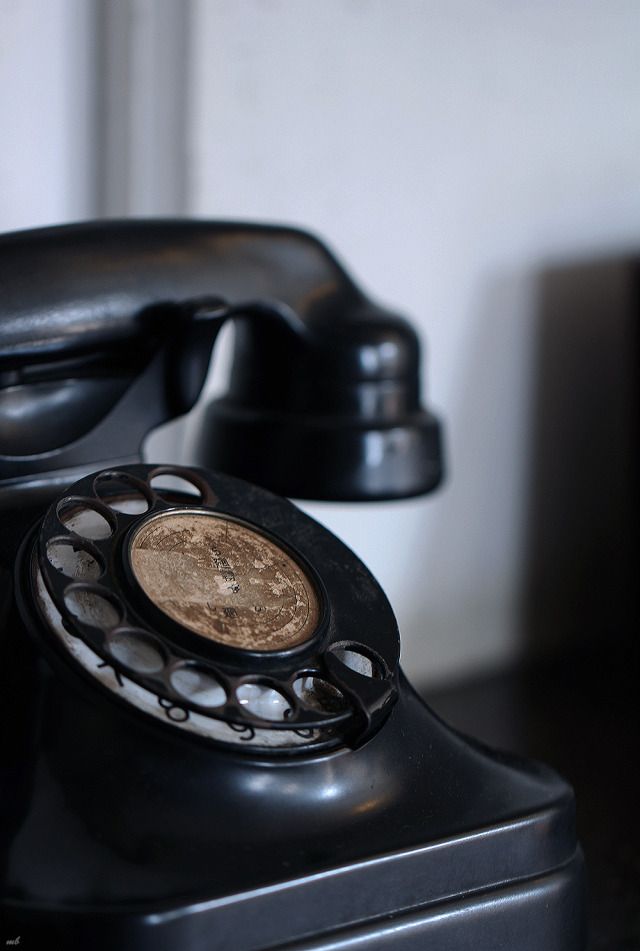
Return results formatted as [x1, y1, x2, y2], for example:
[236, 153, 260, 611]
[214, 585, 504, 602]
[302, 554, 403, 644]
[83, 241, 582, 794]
[107, 629, 165, 674]
[95, 473, 151, 515]
[236, 682, 292, 722]
[293, 675, 347, 714]
[46, 539, 103, 581]
[64, 587, 122, 630]
[57, 498, 115, 540]
[149, 470, 203, 504]
[331, 646, 383, 679]
[169, 665, 226, 708]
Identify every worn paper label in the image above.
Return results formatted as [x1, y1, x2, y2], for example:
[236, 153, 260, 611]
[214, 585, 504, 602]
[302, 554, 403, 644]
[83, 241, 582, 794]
[129, 511, 319, 651]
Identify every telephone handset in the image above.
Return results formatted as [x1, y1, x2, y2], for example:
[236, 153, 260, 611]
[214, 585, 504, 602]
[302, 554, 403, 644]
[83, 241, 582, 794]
[0, 220, 440, 500]
[0, 222, 584, 949]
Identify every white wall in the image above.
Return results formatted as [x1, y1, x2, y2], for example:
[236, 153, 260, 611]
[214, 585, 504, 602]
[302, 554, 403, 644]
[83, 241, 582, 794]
[1, 0, 638, 685]
[187, 0, 640, 683]
[0, 0, 97, 230]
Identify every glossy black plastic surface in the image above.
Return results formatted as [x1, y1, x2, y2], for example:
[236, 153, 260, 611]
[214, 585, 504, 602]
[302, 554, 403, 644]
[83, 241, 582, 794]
[0, 479, 585, 950]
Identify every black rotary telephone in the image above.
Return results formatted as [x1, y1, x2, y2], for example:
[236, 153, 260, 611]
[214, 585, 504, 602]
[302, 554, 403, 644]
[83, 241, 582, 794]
[0, 221, 584, 950]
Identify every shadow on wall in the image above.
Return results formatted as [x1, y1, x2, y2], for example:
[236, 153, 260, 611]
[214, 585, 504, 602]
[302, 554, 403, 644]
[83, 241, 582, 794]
[522, 255, 637, 659]
[401, 250, 637, 686]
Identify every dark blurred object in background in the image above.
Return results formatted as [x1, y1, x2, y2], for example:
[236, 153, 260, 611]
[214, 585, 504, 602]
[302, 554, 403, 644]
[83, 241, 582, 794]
[427, 254, 639, 951]
[522, 256, 637, 657]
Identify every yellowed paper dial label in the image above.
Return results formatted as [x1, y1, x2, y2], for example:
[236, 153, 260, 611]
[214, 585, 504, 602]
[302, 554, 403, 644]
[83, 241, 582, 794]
[129, 511, 319, 651]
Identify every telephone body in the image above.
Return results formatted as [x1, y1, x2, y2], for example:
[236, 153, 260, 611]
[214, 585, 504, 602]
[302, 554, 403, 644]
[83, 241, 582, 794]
[0, 221, 585, 950]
